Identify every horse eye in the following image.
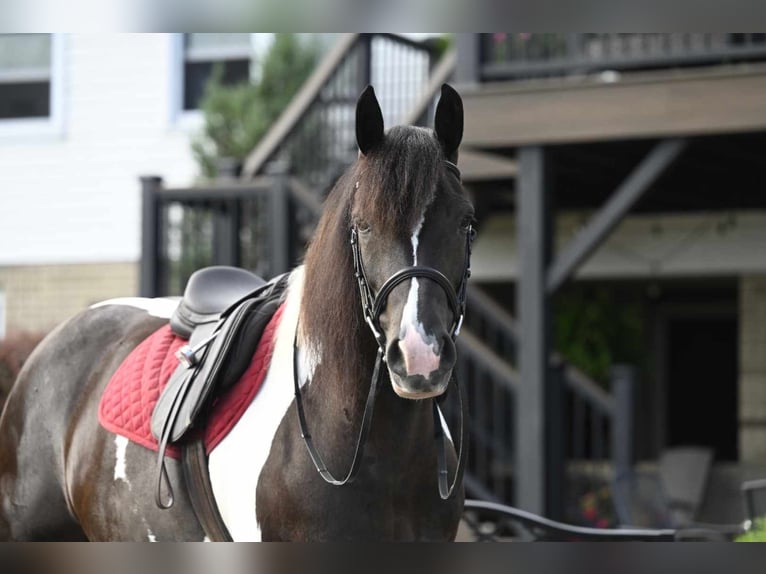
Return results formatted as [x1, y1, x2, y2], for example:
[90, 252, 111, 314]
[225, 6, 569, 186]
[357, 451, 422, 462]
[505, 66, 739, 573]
[460, 216, 475, 231]
[357, 221, 371, 234]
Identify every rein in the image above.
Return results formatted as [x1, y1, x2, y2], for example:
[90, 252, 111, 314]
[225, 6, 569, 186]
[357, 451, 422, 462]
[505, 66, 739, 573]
[293, 161, 474, 500]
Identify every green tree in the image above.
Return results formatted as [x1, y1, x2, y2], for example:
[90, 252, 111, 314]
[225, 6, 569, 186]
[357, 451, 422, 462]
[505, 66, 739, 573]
[192, 34, 319, 179]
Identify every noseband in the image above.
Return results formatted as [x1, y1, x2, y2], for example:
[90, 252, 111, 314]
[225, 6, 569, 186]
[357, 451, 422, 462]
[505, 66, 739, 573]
[350, 220, 474, 353]
[293, 160, 473, 500]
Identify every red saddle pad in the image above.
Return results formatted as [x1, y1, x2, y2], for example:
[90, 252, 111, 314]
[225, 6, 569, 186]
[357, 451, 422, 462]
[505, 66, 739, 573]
[99, 303, 285, 458]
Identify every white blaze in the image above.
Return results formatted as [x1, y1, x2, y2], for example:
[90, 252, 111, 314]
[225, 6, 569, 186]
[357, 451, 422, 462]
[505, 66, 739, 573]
[398, 215, 440, 378]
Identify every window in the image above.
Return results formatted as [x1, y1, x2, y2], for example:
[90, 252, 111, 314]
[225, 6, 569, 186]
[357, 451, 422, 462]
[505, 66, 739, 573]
[182, 33, 253, 111]
[0, 34, 53, 120]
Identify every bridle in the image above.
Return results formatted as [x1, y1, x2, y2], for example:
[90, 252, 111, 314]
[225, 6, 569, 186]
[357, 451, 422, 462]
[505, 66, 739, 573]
[293, 160, 474, 500]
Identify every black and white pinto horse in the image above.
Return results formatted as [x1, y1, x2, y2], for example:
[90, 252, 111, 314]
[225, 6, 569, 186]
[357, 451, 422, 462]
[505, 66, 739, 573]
[0, 85, 474, 541]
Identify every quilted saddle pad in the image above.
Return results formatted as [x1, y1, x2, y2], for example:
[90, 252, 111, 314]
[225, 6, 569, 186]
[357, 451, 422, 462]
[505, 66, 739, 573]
[99, 303, 285, 458]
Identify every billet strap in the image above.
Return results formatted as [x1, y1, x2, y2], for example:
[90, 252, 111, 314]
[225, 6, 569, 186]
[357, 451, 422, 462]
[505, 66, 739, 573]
[293, 339, 383, 486]
[182, 439, 233, 542]
[154, 367, 197, 509]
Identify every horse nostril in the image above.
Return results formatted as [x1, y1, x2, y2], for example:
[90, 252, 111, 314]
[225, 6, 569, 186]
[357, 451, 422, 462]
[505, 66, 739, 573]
[386, 341, 404, 368]
[439, 336, 456, 368]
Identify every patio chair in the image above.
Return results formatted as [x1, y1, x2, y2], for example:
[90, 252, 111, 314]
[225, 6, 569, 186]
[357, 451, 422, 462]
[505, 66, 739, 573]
[612, 446, 713, 528]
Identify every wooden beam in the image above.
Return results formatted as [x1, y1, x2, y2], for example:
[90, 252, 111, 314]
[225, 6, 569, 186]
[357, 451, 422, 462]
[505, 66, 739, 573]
[459, 148, 518, 182]
[461, 65, 766, 147]
[546, 138, 687, 294]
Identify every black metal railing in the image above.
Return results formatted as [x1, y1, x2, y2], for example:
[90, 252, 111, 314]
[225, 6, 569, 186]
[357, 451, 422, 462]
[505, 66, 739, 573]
[140, 169, 318, 297]
[453, 283, 634, 518]
[456, 330, 519, 504]
[237, 34, 436, 260]
[244, 34, 435, 192]
[477, 33, 766, 82]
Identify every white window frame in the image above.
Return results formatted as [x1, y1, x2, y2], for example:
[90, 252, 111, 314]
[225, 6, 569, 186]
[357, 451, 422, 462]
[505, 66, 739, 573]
[0, 33, 66, 141]
[169, 33, 255, 131]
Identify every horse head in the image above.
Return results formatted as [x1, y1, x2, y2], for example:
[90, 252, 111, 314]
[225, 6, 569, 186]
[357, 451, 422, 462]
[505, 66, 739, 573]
[351, 84, 474, 400]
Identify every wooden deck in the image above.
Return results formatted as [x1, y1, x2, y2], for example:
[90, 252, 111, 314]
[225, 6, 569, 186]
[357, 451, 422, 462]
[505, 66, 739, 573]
[460, 63, 766, 147]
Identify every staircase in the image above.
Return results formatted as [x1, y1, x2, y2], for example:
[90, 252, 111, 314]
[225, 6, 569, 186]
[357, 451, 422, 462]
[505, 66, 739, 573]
[241, 33, 441, 262]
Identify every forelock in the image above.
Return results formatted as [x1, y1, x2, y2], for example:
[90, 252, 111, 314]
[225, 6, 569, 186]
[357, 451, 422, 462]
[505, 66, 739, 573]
[352, 126, 442, 233]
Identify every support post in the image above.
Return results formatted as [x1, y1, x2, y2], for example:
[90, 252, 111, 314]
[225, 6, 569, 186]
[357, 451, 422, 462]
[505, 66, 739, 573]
[611, 364, 635, 481]
[515, 146, 553, 515]
[547, 357, 566, 520]
[454, 34, 480, 85]
[140, 175, 163, 297]
[267, 162, 290, 277]
[212, 200, 240, 267]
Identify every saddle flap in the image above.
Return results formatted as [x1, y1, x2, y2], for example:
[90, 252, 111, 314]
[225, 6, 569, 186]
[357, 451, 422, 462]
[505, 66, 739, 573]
[150, 274, 289, 446]
[150, 321, 217, 442]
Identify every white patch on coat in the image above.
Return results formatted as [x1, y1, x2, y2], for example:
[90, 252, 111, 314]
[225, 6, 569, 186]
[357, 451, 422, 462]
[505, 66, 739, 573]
[113, 435, 131, 487]
[91, 297, 179, 319]
[208, 267, 306, 542]
[398, 215, 440, 376]
[147, 529, 157, 542]
[297, 342, 320, 387]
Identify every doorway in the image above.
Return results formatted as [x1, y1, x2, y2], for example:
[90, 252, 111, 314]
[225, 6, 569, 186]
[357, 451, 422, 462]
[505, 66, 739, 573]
[664, 315, 738, 461]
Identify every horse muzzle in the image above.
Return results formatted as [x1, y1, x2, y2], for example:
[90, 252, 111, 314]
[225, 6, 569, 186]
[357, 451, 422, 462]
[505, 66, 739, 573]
[386, 333, 456, 400]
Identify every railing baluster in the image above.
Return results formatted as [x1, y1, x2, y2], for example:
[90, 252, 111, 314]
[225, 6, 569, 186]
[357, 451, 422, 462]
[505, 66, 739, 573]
[592, 411, 604, 460]
[479, 32, 766, 81]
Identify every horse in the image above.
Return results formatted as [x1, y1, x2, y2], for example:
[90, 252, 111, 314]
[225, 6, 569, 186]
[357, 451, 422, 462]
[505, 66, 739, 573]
[0, 84, 474, 541]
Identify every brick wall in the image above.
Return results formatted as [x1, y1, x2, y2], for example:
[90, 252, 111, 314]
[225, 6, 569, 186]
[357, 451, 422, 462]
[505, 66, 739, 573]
[740, 275, 766, 463]
[0, 262, 138, 335]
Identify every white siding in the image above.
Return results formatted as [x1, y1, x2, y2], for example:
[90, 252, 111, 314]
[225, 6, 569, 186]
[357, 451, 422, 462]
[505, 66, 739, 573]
[0, 33, 199, 265]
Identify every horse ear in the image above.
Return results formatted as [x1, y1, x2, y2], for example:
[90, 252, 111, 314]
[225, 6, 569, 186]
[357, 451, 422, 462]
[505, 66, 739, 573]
[434, 83, 464, 163]
[356, 85, 385, 156]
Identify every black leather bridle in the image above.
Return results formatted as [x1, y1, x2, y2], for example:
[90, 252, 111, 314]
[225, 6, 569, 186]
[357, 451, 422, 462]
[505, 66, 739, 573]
[293, 160, 474, 500]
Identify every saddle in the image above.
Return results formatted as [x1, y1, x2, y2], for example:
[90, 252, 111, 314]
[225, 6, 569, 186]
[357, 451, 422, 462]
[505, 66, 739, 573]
[149, 266, 288, 515]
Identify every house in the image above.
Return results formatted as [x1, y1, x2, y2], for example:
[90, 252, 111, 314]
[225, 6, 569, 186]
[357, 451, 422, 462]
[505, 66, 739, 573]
[231, 33, 766, 522]
[449, 33, 766, 520]
[0, 33, 273, 335]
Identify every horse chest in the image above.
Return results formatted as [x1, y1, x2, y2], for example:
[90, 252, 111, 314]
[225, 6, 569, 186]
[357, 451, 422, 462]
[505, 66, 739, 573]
[252, 405, 460, 542]
[257, 455, 454, 541]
